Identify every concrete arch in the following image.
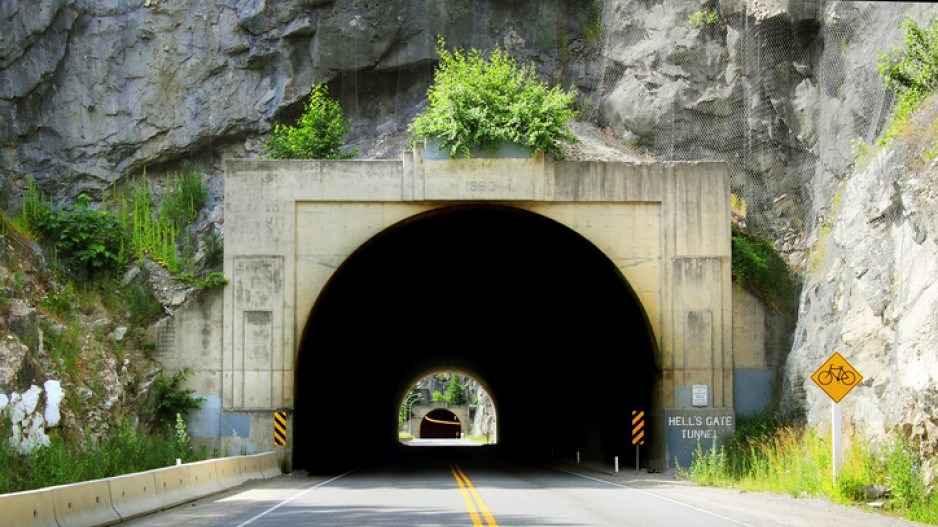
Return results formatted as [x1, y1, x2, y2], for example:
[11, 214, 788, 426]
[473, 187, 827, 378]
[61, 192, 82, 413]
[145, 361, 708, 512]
[202, 153, 734, 472]
[291, 203, 659, 472]
[417, 407, 465, 439]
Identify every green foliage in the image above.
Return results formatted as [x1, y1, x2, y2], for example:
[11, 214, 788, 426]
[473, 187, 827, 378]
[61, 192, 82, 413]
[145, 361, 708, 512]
[682, 415, 938, 524]
[0, 420, 205, 493]
[17, 177, 55, 235]
[201, 230, 223, 270]
[125, 279, 164, 326]
[689, 9, 718, 28]
[40, 284, 74, 317]
[173, 271, 228, 290]
[28, 194, 127, 280]
[731, 227, 798, 312]
[878, 18, 938, 146]
[151, 368, 203, 430]
[443, 376, 468, 405]
[399, 387, 421, 424]
[409, 38, 578, 159]
[585, 3, 602, 45]
[265, 84, 357, 159]
[160, 164, 206, 228]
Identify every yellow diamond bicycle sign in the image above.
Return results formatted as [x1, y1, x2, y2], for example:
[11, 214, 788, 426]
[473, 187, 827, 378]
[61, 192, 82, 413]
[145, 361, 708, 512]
[812, 352, 863, 403]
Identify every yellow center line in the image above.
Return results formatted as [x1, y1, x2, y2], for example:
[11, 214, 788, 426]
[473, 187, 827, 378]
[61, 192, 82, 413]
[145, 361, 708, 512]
[450, 462, 499, 527]
[450, 463, 483, 526]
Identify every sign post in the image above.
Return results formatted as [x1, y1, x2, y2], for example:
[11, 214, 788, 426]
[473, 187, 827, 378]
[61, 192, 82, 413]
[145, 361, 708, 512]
[811, 352, 862, 483]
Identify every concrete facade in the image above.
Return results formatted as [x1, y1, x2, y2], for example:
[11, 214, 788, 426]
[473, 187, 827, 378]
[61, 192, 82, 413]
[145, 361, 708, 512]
[155, 146, 754, 466]
[408, 403, 471, 437]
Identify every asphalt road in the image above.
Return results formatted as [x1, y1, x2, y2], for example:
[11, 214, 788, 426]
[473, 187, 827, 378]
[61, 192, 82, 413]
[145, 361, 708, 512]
[123, 444, 927, 527]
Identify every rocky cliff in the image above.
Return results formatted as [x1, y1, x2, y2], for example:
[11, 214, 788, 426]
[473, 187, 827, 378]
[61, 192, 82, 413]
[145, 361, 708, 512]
[3, 0, 938, 452]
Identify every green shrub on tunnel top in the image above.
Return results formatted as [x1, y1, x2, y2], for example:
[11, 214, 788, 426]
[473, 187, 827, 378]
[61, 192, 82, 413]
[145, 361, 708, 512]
[408, 38, 578, 159]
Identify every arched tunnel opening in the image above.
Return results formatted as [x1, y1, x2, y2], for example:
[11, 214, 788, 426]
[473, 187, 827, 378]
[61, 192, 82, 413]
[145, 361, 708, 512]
[294, 204, 658, 473]
[420, 409, 462, 439]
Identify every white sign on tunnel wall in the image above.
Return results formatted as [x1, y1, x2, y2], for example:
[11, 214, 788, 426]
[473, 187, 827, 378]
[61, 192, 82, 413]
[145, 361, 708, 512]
[664, 408, 736, 468]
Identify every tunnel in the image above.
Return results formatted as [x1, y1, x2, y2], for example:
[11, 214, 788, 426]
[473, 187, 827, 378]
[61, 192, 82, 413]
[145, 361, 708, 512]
[293, 204, 658, 473]
[420, 409, 462, 439]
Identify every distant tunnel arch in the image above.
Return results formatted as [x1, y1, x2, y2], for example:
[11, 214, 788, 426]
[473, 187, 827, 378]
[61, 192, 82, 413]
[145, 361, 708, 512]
[293, 204, 658, 473]
[420, 409, 462, 439]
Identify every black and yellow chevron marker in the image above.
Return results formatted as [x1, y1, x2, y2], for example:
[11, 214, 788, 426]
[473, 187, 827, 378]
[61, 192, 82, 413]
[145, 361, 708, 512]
[631, 410, 645, 446]
[274, 411, 288, 446]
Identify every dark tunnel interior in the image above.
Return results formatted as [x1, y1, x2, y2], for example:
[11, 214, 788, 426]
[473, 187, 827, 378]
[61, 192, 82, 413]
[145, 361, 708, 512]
[293, 204, 657, 473]
[420, 408, 462, 439]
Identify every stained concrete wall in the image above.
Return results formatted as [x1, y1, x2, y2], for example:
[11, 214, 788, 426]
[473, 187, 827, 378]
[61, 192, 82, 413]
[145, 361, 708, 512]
[154, 148, 735, 465]
[732, 285, 773, 417]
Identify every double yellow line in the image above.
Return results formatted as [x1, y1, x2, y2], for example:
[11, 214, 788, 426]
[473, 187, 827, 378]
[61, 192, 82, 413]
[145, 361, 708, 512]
[449, 462, 498, 527]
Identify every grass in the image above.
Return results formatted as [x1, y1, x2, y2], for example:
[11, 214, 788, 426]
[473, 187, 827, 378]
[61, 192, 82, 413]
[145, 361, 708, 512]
[0, 420, 206, 494]
[683, 412, 938, 524]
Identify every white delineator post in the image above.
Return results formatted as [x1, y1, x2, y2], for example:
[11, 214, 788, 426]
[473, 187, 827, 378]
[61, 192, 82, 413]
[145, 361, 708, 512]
[832, 401, 842, 483]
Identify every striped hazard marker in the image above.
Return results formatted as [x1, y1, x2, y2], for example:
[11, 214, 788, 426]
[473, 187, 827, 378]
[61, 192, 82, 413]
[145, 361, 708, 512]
[631, 410, 645, 446]
[274, 411, 288, 446]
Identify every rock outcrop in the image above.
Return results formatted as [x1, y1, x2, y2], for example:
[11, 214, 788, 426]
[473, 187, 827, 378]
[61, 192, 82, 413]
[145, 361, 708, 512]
[784, 98, 938, 470]
[4, 0, 938, 457]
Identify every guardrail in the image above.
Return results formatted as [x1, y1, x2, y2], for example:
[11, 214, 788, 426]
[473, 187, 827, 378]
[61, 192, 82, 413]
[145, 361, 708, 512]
[0, 451, 281, 527]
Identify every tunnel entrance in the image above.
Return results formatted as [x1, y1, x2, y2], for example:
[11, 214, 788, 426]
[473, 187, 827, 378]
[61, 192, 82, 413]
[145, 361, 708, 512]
[293, 204, 658, 473]
[420, 409, 462, 439]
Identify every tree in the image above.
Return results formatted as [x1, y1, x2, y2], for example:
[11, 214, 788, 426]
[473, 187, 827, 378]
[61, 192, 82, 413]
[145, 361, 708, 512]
[265, 84, 357, 159]
[444, 375, 468, 405]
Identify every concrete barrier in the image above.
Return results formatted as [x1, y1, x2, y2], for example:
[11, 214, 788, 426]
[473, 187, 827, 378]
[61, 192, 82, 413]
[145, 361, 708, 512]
[152, 465, 191, 510]
[215, 457, 245, 490]
[51, 479, 120, 527]
[239, 454, 264, 481]
[185, 459, 222, 498]
[0, 487, 58, 527]
[108, 471, 160, 522]
[0, 455, 281, 527]
[257, 451, 282, 479]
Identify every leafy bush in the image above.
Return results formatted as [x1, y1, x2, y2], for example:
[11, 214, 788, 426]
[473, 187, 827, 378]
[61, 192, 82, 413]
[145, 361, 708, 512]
[878, 18, 938, 146]
[151, 368, 203, 430]
[265, 84, 357, 159]
[31, 194, 127, 280]
[409, 38, 578, 159]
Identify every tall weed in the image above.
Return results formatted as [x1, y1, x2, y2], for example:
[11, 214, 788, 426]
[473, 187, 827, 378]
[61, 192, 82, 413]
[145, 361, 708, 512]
[684, 414, 938, 524]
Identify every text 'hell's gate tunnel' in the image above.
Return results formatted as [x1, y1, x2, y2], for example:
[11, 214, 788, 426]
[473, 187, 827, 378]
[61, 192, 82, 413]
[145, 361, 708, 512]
[293, 205, 657, 473]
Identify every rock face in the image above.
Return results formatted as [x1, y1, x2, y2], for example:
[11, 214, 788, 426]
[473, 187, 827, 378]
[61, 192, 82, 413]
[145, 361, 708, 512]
[783, 99, 938, 468]
[4, 0, 938, 457]
[0, 0, 594, 202]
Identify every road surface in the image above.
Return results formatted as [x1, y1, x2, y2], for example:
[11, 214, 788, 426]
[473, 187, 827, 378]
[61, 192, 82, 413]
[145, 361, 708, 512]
[123, 444, 926, 527]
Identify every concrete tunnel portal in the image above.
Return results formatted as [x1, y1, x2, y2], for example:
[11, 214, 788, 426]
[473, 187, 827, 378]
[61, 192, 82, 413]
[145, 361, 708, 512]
[293, 204, 658, 473]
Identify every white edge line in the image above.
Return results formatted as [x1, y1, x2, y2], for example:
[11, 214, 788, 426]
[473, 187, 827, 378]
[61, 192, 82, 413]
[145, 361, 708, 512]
[552, 466, 757, 527]
[234, 469, 359, 527]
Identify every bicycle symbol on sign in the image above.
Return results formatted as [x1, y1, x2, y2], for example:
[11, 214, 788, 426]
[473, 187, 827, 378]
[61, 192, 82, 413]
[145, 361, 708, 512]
[816, 364, 856, 386]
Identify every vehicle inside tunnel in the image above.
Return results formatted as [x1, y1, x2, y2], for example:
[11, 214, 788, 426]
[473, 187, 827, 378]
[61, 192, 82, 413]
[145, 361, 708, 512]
[293, 204, 658, 473]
